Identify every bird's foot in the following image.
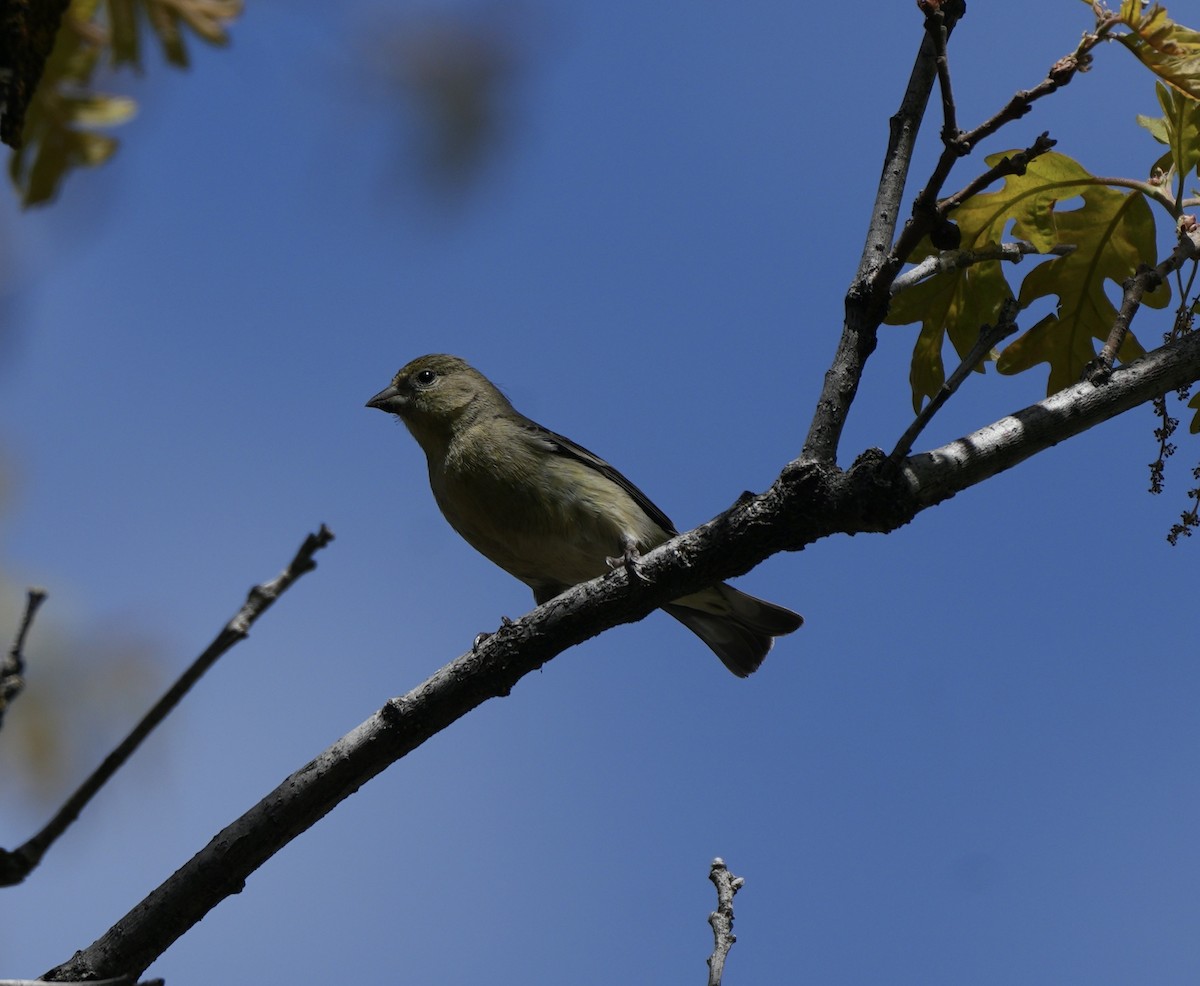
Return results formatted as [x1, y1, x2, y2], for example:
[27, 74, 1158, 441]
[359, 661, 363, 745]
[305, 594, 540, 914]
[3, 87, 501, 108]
[473, 616, 515, 651]
[607, 542, 650, 585]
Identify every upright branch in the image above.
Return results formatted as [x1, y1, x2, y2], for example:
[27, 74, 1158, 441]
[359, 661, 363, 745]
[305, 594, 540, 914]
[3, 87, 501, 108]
[706, 858, 744, 986]
[0, 588, 48, 730]
[802, 4, 961, 464]
[0, 526, 334, 888]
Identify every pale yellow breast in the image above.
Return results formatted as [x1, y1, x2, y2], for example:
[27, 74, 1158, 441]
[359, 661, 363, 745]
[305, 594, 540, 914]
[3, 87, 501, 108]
[429, 419, 667, 591]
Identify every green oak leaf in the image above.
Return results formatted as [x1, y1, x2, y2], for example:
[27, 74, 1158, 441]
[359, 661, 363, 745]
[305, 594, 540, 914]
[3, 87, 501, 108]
[888, 150, 1166, 407]
[1137, 81, 1200, 184]
[997, 161, 1168, 393]
[1188, 391, 1200, 433]
[1115, 1, 1200, 101]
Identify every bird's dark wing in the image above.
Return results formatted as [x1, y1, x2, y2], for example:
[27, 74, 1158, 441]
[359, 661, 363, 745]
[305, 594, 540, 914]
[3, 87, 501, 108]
[518, 419, 678, 536]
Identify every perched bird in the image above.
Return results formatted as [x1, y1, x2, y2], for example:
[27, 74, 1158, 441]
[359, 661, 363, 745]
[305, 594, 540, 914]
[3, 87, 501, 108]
[366, 354, 802, 676]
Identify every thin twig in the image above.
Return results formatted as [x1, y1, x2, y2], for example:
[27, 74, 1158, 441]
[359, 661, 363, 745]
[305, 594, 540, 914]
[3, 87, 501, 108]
[953, 5, 1122, 154]
[937, 132, 1058, 214]
[0, 588, 47, 729]
[891, 23, 1118, 277]
[891, 241, 1075, 295]
[1085, 216, 1200, 384]
[706, 858, 744, 986]
[891, 297, 1021, 461]
[920, 2, 960, 145]
[0, 526, 334, 888]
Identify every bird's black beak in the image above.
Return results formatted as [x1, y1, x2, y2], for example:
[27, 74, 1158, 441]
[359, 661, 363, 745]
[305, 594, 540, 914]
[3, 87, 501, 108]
[366, 384, 404, 412]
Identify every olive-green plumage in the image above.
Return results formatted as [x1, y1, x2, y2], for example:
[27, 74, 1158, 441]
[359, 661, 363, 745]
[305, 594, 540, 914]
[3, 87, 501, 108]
[367, 354, 802, 676]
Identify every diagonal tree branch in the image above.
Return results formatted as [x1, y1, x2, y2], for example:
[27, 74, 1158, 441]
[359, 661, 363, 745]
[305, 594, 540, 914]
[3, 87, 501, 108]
[43, 321, 1200, 983]
[0, 526, 334, 888]
[903, 330, 1200, 505]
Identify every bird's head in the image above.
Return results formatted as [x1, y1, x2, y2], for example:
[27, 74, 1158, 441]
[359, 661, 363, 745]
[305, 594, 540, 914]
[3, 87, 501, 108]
[367, 354, 511, 452]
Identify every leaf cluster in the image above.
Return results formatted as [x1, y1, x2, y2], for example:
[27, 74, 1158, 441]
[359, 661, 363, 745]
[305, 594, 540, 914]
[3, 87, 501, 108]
[8, 0, 240, 206]
[887, 2, 1200, 411]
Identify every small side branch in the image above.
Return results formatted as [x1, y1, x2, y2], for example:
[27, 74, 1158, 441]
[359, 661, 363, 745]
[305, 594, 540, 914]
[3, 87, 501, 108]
[0, 588, 47, 730]
[892, 19, 1117, 276]
[919, 1, 960, 144]
[706, 858, 744, 986]
[891, 241, 1074, 295]
[0, 526, 334, 888]
[1085, 216, 1200, 384]
[891, 298, 1020, 461]
[938, 131, 1058, 214]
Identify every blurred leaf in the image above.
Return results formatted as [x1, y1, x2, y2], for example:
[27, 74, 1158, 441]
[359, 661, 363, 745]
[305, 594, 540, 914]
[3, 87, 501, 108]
[143, 0, 188, 66]
[68, 93, 137, 127]
[1116, 1, 1200, 100]
[107, 0, 141, 67]
[0, 586, 162, 806]
[8, 0, 241, 206]
[16, 127, 66, 206]
[12, 89, 129, 206]
[141, 0, 242, 67]
[369, 11, 523, 198]
[171, 0, 240, 46]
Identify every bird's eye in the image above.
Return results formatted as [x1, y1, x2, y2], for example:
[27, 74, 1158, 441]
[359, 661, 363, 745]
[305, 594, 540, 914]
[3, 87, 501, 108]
[414, 369, 438, 387]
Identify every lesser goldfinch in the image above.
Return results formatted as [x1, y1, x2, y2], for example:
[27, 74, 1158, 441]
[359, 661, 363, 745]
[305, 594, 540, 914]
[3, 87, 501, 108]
[367, 354, 802, 676]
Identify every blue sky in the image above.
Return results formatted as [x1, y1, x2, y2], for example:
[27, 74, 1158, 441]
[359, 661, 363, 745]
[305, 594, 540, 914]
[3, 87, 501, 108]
[1, 1, 1198, 983]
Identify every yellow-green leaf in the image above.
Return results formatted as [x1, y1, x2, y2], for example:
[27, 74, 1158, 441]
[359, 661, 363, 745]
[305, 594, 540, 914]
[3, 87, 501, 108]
[1117, 1, 1200, 100]
[107, 0, 141, 67]
[887, 150, 1167, 407]
[66, 94, 137, 128]
[174, 0, 241, 46]
[1144, 80, 1200, 181]
[10, 0, 242, 205]
[888, 253, 1012, 411]
[1188, 390, 1200, 433]
[74, 130, 118, 165]
[997, 172, 1168, 392]
[142, 0, 243, 66]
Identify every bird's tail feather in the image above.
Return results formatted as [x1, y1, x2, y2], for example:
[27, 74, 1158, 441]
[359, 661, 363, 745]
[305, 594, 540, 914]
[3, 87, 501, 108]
[663, 583, 802, 677]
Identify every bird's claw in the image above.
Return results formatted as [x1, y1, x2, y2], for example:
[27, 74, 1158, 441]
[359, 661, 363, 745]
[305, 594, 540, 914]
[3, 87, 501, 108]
[607, 543, 650, 585]
[473, 616, 515, 651]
